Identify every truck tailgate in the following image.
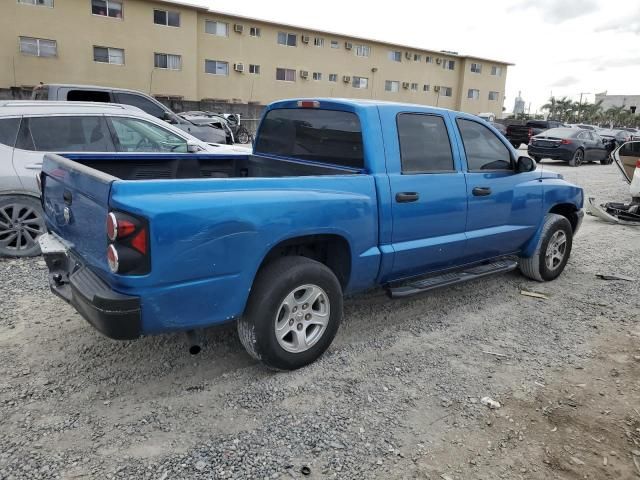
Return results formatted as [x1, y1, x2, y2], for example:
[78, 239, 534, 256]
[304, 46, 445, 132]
[41, 153, 115, 274]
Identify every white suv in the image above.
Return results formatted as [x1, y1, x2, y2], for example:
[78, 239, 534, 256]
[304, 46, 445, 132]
[0, 101, 248, 257]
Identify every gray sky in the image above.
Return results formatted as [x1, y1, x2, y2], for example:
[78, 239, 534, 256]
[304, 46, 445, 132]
[184, 0, 640, 113]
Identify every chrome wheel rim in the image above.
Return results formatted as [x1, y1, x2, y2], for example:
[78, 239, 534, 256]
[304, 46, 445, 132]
[545, 230, 567, 271]
[0, 203, 45, 253]
[236, 130, 249, 144]
[274, 284, 330, 353]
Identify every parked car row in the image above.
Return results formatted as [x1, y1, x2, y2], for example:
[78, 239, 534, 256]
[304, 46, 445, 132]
[0, 101, 249, 257]
[528, 127, 614, 166]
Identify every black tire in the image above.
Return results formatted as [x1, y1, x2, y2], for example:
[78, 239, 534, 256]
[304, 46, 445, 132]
[0, 196, 46, 258]
[600, 155, 613, 165]
[237, 256, 343, 370]
[569, 149, 584, 167]
[519, 213, 573, 282]
[235, 127, 250, 144]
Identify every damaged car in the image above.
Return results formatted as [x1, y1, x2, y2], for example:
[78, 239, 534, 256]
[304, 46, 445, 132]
[586, 140, 640, 225]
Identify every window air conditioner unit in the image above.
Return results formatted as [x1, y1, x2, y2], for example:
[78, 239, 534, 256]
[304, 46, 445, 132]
[402, 82, 409, 89]
[405, 52, 411, 60]
[434, 85, 441, 92]
[234, 24, 244, 33]
[300, 70, 309, 79]
[344, 42, 353, 50]
[302, 35, 310, 43]
[436, 58, 442, 65]
[342, 75, 351, 83]
[233, 63, 244, 73]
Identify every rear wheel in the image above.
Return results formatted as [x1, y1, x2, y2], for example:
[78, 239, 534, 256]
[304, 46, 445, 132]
[600, 155, 613, 165]
[519, 213, 573, 282]
[569, 149, 584, 167]
[0, 196, 46, 258]
[237, 256, 343, 370]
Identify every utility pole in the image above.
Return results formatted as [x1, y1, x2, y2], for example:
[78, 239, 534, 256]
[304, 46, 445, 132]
[578, 92, 591, 122]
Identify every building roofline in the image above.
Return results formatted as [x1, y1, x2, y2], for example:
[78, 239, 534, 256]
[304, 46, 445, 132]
[158, 0, 514, 66]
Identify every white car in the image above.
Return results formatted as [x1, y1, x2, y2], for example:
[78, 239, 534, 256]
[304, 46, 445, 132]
[0, 101, 249, 257]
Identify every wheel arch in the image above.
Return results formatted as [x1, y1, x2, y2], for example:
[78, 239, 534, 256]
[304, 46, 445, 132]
[548, 203, 580, 233]
[257, 233, 352, 290]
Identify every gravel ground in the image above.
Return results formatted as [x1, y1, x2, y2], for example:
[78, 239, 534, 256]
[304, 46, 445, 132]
[1, 159, 639, 480]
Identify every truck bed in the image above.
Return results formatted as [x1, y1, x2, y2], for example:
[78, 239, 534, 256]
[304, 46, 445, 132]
[62, 153, 361, 180]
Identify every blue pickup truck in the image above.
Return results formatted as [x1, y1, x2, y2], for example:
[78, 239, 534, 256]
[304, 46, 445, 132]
[38, 99, 584, 370]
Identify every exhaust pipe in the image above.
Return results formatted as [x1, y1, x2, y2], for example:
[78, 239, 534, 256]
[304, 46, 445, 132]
[186, 330, 202, 355]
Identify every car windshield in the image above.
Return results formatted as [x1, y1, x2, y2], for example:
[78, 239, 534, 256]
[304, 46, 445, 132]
[536, 128, 575, 138]
[526, 121, 549, 128]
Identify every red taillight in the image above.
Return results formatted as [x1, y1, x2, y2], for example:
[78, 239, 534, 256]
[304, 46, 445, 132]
[560, 139, 572, 145]
[107, 212, 136, 241]
[106, 211, 150, 275]
[107, 244, 119, 273]
[297, 100, 320, 108]
[130, 229, 147, 255]
[528, 128, 533, 138]
[636, 160, 640, 168]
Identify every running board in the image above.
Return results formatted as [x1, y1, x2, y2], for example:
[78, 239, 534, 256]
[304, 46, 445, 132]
[387, 259, 518, 298]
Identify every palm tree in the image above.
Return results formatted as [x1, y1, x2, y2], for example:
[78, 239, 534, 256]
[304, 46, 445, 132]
[605, 105, 626, 126]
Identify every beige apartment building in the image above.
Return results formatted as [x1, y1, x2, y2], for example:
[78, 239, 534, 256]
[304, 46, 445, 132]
[0, 0, 512, 116]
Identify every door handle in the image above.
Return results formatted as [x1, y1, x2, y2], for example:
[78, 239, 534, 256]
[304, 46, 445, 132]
[395, 192, 419, 203]
[472, 187, 492, 196]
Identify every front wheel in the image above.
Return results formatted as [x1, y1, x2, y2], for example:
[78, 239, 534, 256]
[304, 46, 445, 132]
[600, 155, 613, 165]
[237, 256, 343, 370]
[569, 149, 584, 167]
[0, 196, 46, 258]
[519, 213, 573, 282]
[235, 127, 250, 144]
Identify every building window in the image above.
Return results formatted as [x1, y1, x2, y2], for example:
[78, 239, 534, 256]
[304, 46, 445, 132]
[154, 9, 180, 27]
[277, 31, 297, 47]
[19, 37, 57, 57]
[205, 20, 228, 37]
[389, 50, 401, 62]
[491, 66, 502, 76]
[413, 54, 422, 62]
[249, 64, 260, 74]
[312, 72, 322, 81]
[250, 27, 261, 37]
[205, 59, 229, 75]
[352, 76, 368, 89]
[329, 73, 338, 82]
[470, 63, 482, 73]
[91, 0, 122, 18]
[425, 56, 433, 63]
[385, 80, 399, 92]
[467, 89, 480, 100]
[93, 46, 124, 64]
[154, 53, 181, 70]
[18, 0, 54, 6]
[314, 37, 324, 47]
[276, 68, 296, 82]
[355, 45, 370, 57]
[439, 86, 452, 97]
[488, 91, 499, 101]
[423, 84, 430, 92]
[442, 60, 455, 70]
[410, 83, 418, 91]
[330, 40, 339, 49]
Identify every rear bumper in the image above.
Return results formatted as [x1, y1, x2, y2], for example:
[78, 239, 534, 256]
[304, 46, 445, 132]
[527, 146, 572, 161]
[39, 234, 142, 340]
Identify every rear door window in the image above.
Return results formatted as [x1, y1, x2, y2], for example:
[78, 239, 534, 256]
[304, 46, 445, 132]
[0, 118, 21, 148]
[254, 108, 364, 169]
[115, 93, 167, 119]
[108, 116, 187, 152]
[17, 116, 115, 152]
[67, 90, 112, 102]
[457, 118, 512, 171]
[397, 113, 454, 173]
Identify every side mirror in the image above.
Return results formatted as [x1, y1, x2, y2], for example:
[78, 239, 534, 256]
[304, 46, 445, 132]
[187, 141, 202, 153]
[516, 156, 536, 173]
